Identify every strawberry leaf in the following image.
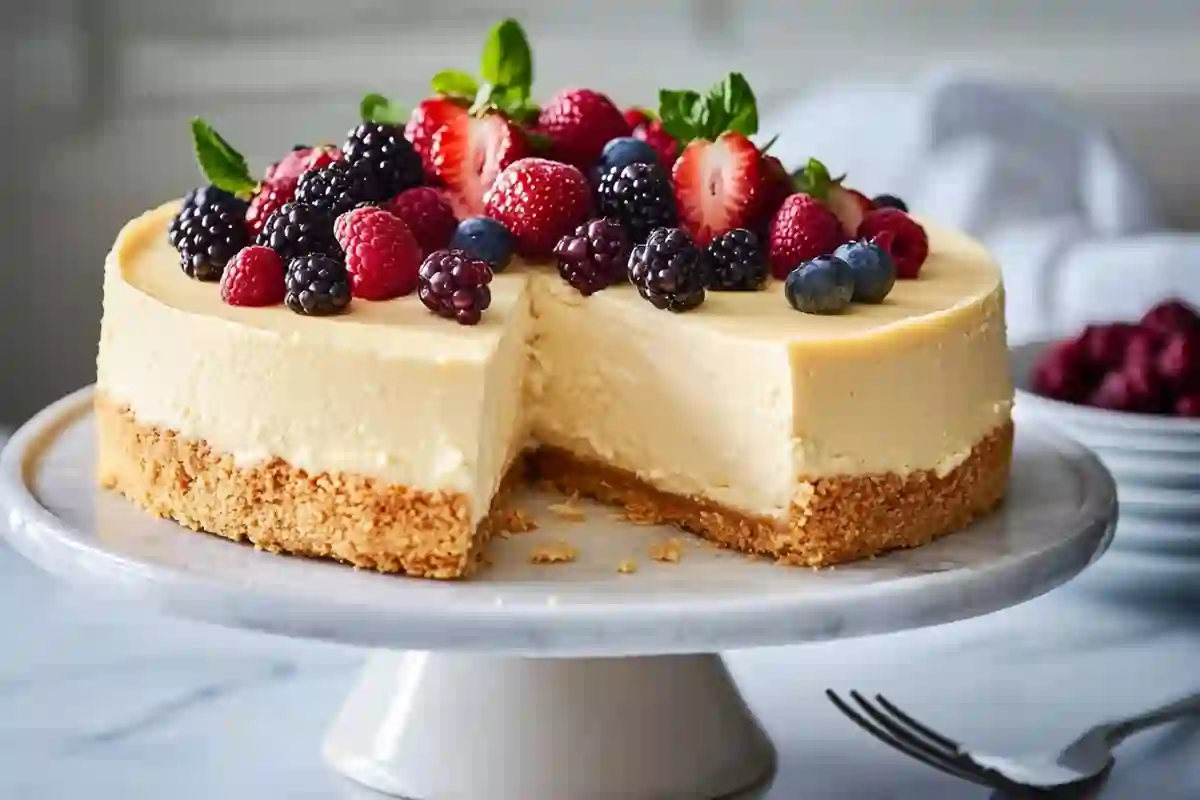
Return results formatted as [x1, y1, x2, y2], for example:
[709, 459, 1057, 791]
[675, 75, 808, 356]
[717, 72, 758, 136]
[793, 158, 837, 202]
[190, 117, 256, 198]
[660, 72, 758, 144]
[359, 93, 408, 124]
[480, 18, 533, 94]
[658, 89, 702, 144]
[430, 70, 479, 100]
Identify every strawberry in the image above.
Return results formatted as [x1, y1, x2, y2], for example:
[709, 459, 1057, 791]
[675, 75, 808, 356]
[672, 131, 766, 246]
[766, 193, 845, 279]
[751, 154, 794, 235]
[537, 88, 631, 170]
[406, 97, 469, 184]
[793, 158, 872, 237]
[484, 157, 592, 258]
[633, 120, 680, 169]
[431, 112, 530, 219]
[624, 107, 654, 129]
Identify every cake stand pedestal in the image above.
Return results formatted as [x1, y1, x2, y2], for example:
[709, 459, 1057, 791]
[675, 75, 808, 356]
[0, 389, 1116, 800]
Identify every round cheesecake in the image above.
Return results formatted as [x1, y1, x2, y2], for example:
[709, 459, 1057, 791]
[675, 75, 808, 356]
[97, 201, 1014, 578]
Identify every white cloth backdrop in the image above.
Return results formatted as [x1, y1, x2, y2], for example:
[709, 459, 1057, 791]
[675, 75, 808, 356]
[762, 70, 1200, 344]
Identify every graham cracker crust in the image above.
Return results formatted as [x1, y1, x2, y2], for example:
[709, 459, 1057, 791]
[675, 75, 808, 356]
[95, 393, 518, 579]
[528, 421, 1013, 568]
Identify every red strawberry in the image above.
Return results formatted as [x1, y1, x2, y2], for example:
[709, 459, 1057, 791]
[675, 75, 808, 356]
[752, 154, 794, 235]
[766, 193, 844, 279]
[386, 187, 457, 257]
[246, 145, 341, 236]
[220, 246, 285, 307]
[537, 88, 631, 170]
[827, 186, 873, 237]
[632, 120, 680, 169]
[431, 111, 530, 219]
[624, 108, 653, 129]
[672, 132, 766, 246]
[334, 206, 423, 300]
[857, 208, 929, 279]
[483, 157, 592, 258]
[406, 97, 470, 184]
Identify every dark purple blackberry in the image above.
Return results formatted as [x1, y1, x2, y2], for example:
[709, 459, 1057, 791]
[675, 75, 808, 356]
[871, 194, 908, 212]
[343, 122, 424, 198]
[284, 254, 351, 316]
[552, 217, 632, 296]
[627, 227, 705, 312]
[168, 185, 249, 281]
[701, 228, 767, 291]
[256, 201, 338, 262]
[596, 163, 678, 245]
[417, 249, 493, 326]
[294, 160, 386, 218]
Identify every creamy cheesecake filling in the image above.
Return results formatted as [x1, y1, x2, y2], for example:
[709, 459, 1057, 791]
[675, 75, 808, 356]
[98, 202, 1012, 524]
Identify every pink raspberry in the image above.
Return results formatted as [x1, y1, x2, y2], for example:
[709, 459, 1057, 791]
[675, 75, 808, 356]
[386, 187, 458, 257]
[334, 207, 422, 300]
[1140, 298, 1200, 337]
[220, 246, 285, 307]
[857, 208, 929, 279]
[1157, 330, 1200, 389]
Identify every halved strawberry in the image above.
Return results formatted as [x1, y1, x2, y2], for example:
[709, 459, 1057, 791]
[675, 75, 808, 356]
[431, 112, 530, 218]
[671, 131, 765, 246]
[751, 154, 794, 235]
[827, 186, 873, 237]
[633, 120, 680, 169]
[406, 97, 470, 184]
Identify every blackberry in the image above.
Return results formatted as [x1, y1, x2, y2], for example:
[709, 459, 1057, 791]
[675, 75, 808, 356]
[596, 163, 678, 245]
[168, 185, 249, 281]
[256, 201, 338, 262]
[627, 227, 706, 312]
[701, 228, 767, 291]
[871, 194, 908, 212]
[553, 217, 631, 296]
[418, 249, 493, 326]
[285, 254, 351, 316]
[294, 160, 386, 218]
[343, 122, 424, 198]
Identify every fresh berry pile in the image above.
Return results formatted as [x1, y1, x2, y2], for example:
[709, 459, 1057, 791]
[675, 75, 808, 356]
[1032, 299, 1200, 417]
[166, 18, 935, 323]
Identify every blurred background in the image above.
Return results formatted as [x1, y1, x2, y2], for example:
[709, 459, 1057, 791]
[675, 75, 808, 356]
[3, 0, 1200, 426]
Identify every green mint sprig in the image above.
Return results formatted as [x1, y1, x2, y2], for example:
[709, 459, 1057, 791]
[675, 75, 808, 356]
[190, 117, 256, 198]
[360, 93, 409, 124]
[792, 158, 846, 202]
[658, 72, 759, 146]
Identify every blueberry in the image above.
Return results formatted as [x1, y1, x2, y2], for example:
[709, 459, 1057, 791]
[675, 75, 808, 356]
[784, 256, 854, 315]
[834, 239, 896, 304]
[597, 137, 660, 175]
[871, 194, 908, 212]
[450, 216, 514, 272]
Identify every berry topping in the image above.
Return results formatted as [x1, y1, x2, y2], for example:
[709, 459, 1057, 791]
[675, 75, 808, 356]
[672, 131, 765, 246]
[623, 108, 653, 129]
[385, 187, 457, 257]
[1176, 394, 1200, 418]
[553, 217, 632, 296]
[407, 97, 470, 183]
[255, 201, 338, 262]
[334, 206, 422, 300]
[596, 162, 679, 245]
[431, 111, 530, 218]
[766, 193, 844, 280]
[1079, 323, 1138, 369]
[596, 137, 661, 178]
[1032, 338, 1094, 404]
[833, 239, 896, 304]
[285, 254, 351, 316]
[632, 120, 681, 169]
[628, 227, 706, 312]
[784, 256, 855, 315]
[246, 183, 295, 239]
[1140, 298, 1200, 336]
[857, 208, 929, 279]
[1158, 331, 1200, 389]
[1090, 366, 1162, 414]
[295, 160, 387, 218]
[701, 228, 767, 291]
[168, 185, 250, 282]
[792, 158, 870, 237]
[872, 194, 909, 212]
[220, 246, 286, 307]
[483, 157, 592, 259]
[752, 154, 795, 236]
[246, 145, 342, 237]
[342, 122, 424, 199]
[418, 249, 494, 325]
[536, 88, 631, 170]
[450, 216, 515, 272]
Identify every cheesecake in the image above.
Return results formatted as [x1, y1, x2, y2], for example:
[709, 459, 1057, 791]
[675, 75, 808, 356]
[97, 201, 1013, 578]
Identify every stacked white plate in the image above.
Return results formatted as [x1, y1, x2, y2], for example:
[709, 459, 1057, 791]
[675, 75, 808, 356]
[1011, 341, 1200, 551]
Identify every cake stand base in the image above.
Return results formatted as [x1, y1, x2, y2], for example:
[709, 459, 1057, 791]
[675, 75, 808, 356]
[323, 651, 776, 800]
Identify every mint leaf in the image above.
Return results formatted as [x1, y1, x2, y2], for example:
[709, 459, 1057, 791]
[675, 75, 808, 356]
[430, 69, 479, 100]
[360, 93, 408, 124]
[660, 73, 758, 144]
[480, 18, 533, 92]
[658, 89, 702, 144]
[719, 72, 758, 136]
[190, 117, 255, 198]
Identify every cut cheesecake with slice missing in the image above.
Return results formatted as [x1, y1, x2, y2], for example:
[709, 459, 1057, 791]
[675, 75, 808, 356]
[96, 201, 1013, 578]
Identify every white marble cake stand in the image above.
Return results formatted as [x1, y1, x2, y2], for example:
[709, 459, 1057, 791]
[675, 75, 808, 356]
[0, 388, 1116, 800]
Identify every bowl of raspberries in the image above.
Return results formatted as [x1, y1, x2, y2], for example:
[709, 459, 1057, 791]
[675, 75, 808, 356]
[1013, 298, 1200, 523]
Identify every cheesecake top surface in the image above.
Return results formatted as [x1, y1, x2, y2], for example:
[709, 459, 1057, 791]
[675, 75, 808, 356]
[115, 202, 1002, 357]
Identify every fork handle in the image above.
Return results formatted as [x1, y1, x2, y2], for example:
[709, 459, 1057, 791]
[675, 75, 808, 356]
[1107, 690, 1200, 744]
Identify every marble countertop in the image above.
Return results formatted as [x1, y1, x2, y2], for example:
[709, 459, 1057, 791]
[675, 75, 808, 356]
[2, 486, 1198, 798]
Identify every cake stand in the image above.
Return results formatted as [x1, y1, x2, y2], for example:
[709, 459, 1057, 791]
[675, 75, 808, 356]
[0, 388, 1116, 799]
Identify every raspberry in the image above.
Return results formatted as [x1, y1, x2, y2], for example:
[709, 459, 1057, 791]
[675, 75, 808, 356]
[220, 246, 286, 307]
[553, 217, 632, 296]
[256, 201, 338, 262]
[1032, 338, 1093, 402]
[334, 207, 422, 300]
[1176, 394, 1200, 418]
[285, 254, 351, 316]
[857, 208, 929, 279]
[1141, 298, 1200, 336]
[483, 158, 593, 259]
[628, 227, 706, 312]
[246, 183, 293, 238]
[385, 187, 457, 257]
[418, 249, 494, 325]
[766, 193, 844, 280]
[1080, 323, 1137, 369]
[168, 185, 249, 282]
[702, 228, 767, 291]
[1157, 331, 1200, 389]
[1123, 329, 1160, 370]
